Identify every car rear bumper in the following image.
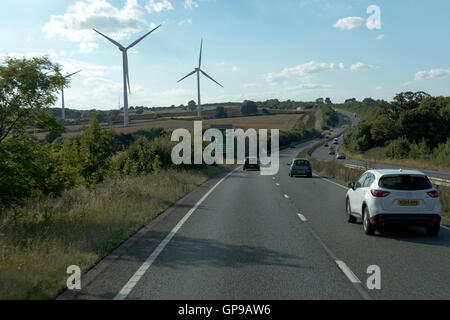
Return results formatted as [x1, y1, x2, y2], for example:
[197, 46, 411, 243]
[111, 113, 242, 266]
[244, 165, 260, 170]
[371, 214, 441, 227]
[290, 169, 312, 176]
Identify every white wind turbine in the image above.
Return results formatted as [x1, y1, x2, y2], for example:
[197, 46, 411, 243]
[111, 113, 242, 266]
[61, 70, 81, 120]
[93, 25, 161, 127]
[177, 39, 223, 117]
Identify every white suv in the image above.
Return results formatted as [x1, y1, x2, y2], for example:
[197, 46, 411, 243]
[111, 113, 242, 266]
[346, 169, 441, 236]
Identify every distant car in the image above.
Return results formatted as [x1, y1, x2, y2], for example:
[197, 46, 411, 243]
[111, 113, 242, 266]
[288, 158, 312, 178]
[290, 143, 296, 149]
[336, 152, 346, 160]
[328, 148, 336, 155]
[333, 138, 339, 145]
[325, 135, 330, 139]
[243, 157, 260, 171]
[346, 169, 441, 236]
[324, 142, 329, 147]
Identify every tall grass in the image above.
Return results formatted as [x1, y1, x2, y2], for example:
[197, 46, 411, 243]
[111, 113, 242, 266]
[0, 167, 225, 300]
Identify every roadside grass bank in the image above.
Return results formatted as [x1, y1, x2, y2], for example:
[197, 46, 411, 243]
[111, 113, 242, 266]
[0, 166, 226, 300]
[339, 145, 450, 173]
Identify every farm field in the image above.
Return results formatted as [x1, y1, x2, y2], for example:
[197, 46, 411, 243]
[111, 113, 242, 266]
[34, 112, 314, 139]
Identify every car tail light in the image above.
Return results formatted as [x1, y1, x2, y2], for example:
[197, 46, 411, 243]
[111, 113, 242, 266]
[427, 190, 439, 198]
[370, 189, 391, 198]
[291, 164, 295, 169]
[432, 218, 439, 223]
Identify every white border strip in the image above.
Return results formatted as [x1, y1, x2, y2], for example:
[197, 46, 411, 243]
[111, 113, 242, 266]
[297, 213, 308, 222]
[114, 168, 237, 300]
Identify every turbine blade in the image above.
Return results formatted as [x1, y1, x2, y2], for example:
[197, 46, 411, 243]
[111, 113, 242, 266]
[127, 24, 161, 50]
[200, 69, 223, 87]
[65, 70, 82, 78]
[93, 29, 124, 49]
[177, 70, 197, 83]
[125, 52, 131, 94]
[199, 38, 203, 68]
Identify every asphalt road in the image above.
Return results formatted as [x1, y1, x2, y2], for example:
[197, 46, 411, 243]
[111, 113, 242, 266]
[59, 138, 450, 300]
[313, 109, 450, 181]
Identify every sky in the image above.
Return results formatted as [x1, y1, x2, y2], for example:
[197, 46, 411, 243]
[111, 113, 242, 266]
[1, 0, 449, 110]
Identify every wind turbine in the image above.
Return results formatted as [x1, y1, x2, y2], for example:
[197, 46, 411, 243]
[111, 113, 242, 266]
[93, 25, 161, 127]
[177, 39, 223, 117]
[61, 70, 81, 120]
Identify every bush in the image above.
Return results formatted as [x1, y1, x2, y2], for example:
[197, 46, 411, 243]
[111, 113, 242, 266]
[385, 137, 411, 159]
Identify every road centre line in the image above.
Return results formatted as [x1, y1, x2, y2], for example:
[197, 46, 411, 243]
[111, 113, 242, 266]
[114, 168, 239, 300]
[335, 260, 361, 284]
[297, 213, 308, 222]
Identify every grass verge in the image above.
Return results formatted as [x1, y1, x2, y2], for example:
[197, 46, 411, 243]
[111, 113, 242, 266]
[0, 166, 226, 300]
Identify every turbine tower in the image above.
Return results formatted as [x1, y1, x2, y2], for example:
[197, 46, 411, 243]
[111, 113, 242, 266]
[61, 70, 81, 120]
[177, 39, 223, 117]
[93, 25, 161, 127]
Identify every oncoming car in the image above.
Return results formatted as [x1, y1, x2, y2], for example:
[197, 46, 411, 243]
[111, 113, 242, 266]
[243, 157, 260, 171]
[346, 169, 441, 236]
[288, 158, 312, 178]
[336, 152, 346, 160]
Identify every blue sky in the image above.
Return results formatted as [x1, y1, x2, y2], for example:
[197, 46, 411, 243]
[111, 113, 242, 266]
[1, 0, 449, 110]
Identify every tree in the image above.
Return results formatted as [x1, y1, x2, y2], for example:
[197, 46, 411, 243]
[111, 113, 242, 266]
[188, 100, 197, 111]
[0, 56, 67, 144]
[215, 106, 227, 118]
[345, 98, 357, 103]
[383, 91, 431, 121]
[241, 100, 258, 116]
[316, 98, 324, 104]
[79, 111, 114, 185]
[325, 97, 332, 104]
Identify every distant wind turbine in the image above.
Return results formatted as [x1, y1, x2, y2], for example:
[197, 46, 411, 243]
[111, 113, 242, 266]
[93, 25, 161, 127]
[177, 39, 223, 117]
[61, 70, 81, 120]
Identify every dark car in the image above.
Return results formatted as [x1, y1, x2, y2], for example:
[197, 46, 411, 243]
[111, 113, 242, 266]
[243, 157, 260, 171]
[290, 143, 296, 149]
[336, 152, 346, 160]
[328, 148, 336, 155]
[289, 158, 312, 178]
[324, 142, 329, 147]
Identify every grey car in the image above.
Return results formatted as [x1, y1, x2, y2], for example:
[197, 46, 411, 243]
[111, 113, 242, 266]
[289, 158, 312, 178]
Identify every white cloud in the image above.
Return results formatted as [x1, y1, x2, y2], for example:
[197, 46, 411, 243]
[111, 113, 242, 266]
[350, 62, 372, 71]
[414, 67, 450, 81]
[376, 34, 385, 40]
[178, 18, 192, 25]
[265, 61, 346, 84]
[42, 0, 152, 52]
[79, 42, 99, 53]
[333, 17, 364, 30]
[145, 0, 174, 13]
[243, 83, 258, 88]
[184, 0, 198, 10]
[232, 66, 239, 72]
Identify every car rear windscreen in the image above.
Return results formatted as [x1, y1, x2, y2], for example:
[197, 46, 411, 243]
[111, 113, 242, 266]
[378, 175, 432, 190]
[294, 160, 309, 166]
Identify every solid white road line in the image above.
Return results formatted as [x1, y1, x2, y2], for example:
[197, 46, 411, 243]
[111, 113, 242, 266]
[114, 168, 238, 300]
[314, 173, 349, 190]
[284, 194, 289, 199]
[335, 260, 361, 284]
[442, 225, 450, 231]
[276, 183, 280, 186]
[297, 213, 308, 222]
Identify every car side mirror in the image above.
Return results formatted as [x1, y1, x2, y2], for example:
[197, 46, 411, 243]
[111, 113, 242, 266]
[348, 182, 355, 190]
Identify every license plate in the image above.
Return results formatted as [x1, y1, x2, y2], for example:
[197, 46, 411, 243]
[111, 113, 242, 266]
[298, 170, 305, 173]
[398, 200, 420, 206]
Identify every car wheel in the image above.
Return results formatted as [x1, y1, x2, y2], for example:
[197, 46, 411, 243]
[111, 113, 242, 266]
[363, 206, 376, 235]
[425, 224, 440, 237]
[307, 173, 312, 178]
[346, 198, 356, 223]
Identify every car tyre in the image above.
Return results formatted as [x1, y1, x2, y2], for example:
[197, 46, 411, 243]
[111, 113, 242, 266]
[307, 173, 312, 178]
[363, 206, 376, 235]
[425, 224, 440, 237]
[346, 198, 356, 223]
